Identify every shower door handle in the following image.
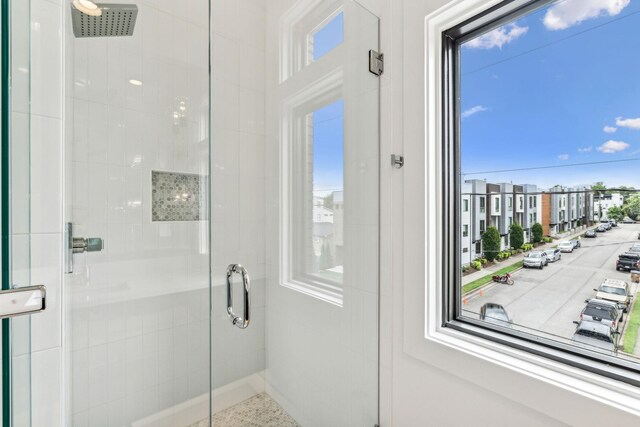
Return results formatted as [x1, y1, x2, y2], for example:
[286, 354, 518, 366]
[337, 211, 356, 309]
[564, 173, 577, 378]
[226, 264, 250, 329]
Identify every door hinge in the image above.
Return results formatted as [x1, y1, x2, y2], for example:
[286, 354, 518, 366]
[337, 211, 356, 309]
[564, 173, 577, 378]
[369, 50, 384, 76]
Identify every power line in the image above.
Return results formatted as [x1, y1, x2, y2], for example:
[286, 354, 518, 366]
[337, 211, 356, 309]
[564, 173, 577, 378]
[462, 158, 640, 176]
[463, 8, 640, 76]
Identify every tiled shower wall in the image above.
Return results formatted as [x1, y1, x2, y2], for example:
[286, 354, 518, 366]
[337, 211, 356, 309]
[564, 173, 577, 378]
[64, 0, 266, 425]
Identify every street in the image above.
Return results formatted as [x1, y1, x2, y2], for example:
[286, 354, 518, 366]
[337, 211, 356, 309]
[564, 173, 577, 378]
[463, 223, 640, 358]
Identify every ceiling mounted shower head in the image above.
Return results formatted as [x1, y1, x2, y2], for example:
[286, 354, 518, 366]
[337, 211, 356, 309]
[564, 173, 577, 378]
[71, 2, 138, 38]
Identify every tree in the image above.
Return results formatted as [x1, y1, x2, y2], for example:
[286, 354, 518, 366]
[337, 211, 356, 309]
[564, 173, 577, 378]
[531, 222, 543, 243]
[319, 240, 334, 270]
[607, 206, 625, 222]
[591, 181, 609, 195]
[625, 194, 640, 220]
[509, 223, 524, 250]
[482, 226, 501, 262]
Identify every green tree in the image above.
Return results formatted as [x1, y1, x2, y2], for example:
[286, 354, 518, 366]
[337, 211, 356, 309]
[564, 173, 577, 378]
[482, 226, 501, 262]
[319, 240, 334, 270]
[607, 206, 625, 222]
[625, 194, 640, 220]
[531, 222, 543, 243]
[509, 222, 524, 250]
[591, 181, 609, 195]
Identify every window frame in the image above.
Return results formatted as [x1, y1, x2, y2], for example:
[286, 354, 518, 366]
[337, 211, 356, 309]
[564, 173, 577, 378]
[280, 68, 345, 306]
[440, 0, 640, 386]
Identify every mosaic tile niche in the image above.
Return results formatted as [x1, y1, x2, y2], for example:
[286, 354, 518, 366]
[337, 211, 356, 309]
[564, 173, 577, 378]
[152, 171, 206, 221]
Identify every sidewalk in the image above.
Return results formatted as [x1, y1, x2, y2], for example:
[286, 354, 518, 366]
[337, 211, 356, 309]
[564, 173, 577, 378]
[462, 227, 592, 285]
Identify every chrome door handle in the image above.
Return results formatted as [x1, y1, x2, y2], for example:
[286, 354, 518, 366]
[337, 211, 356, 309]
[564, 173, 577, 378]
[0, 285, 46, 319]
[226, 264, 250, 329]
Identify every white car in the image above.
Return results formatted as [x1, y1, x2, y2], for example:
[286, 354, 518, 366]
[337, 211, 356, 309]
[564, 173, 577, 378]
[543, 248, 561, 262]
[558, 241, 573, 253]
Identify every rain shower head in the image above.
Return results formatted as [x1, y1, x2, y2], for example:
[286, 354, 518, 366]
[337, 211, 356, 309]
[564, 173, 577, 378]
[71, 2, 138, 38]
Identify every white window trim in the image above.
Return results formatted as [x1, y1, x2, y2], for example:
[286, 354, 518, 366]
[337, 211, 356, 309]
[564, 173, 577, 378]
[280, 68, 344, 307]
[402, 0, 640, 420]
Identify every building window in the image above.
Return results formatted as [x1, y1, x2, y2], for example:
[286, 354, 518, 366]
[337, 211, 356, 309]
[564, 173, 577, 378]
[519, 197, 523, 210]
[479, 220, 485, 234]
[508, 196, 512, 208]
[479, 196, 485, 213]
[463, 199, 469, 212]
[463, 225, 468, 237]
[445, 0, 640, 383]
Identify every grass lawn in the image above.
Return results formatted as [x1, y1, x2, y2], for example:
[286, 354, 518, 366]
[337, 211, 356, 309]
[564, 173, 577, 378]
[462, 261, 524, 295]
[622, 292, 640, 354]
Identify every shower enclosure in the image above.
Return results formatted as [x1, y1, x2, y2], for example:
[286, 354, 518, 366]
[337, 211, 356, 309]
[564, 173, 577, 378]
[1, 0, 380, 425]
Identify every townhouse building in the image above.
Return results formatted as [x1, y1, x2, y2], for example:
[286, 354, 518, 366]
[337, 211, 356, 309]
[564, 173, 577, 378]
[462, 180, 541, 264]
[594, 192, 624, 220]
[462, 181, 591, 266]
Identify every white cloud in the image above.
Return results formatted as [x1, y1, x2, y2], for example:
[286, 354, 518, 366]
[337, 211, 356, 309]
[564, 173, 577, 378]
[558, 154, 570, 160]
[543, 0, 630, 31]
[461, 105, 488, 118]
[465, 23, 529, 49]
[603, 125, 617, 133]
[597, 140, 629, 153]
[616, 117, 640, 129]
[578, 146, 593, 153]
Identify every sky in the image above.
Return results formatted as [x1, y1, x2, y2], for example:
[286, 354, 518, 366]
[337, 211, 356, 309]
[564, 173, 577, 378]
[312, 12, 345, 196]
[461, 0, 640, 190]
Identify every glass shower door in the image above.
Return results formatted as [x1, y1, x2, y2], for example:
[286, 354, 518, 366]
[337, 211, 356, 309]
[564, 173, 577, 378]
[1, 0, 36, 424]
[211, 1, 380, 425]
[64, 1, 212, 426]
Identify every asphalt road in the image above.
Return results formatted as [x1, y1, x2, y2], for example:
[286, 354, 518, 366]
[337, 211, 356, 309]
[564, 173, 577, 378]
[463, 224, 639, 357]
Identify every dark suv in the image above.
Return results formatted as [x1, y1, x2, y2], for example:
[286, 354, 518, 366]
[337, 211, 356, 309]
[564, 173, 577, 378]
[616, 252, 640, 271]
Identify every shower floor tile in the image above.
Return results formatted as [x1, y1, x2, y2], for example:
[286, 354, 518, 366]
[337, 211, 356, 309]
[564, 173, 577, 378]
[190, 393, 300, 427]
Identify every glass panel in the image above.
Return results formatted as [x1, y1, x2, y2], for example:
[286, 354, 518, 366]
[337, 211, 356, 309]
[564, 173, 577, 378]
[64, 1, 211, 425]
[2, 0, 33, 423]
[458, 0, 640, 365]
[311, 11, 344, 61]
[211, 0, 379, 425]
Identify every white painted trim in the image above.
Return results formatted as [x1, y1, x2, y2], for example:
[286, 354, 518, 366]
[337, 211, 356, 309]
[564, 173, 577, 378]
[403, 0, 640, 422]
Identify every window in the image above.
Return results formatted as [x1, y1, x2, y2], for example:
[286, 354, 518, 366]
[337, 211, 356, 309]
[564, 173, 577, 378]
[519, 197, 523, 210]
[463, 224, 468, 237]
[292, 98, 344, 287]
[479, 196, 485, 213]
[479, 220, 485, 233]
[310, 11, 344, 61]
[463, 199, 469, 212]
[446, 0, 640, 384]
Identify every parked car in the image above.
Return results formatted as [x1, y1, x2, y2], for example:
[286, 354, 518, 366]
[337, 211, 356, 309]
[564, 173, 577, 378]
[479, 303, 513, 328]
[628, 244, 640, 254]
[558, 241, 574, 253]
[603, 222, 612, 230]
[585, 229, 597, 238]
[622, 217, 635, 224]
[523, 251, 548, 269]
[610, 219, 618, 227]
[593, 278, 633, 313]
[595, 225, 606, 232]
[570, 239, 581, 249]
[571, 320, 619, 352]
[616, 252, 640, 272]
[543, 248, 561, 263]
[580, 299, 623, 331]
